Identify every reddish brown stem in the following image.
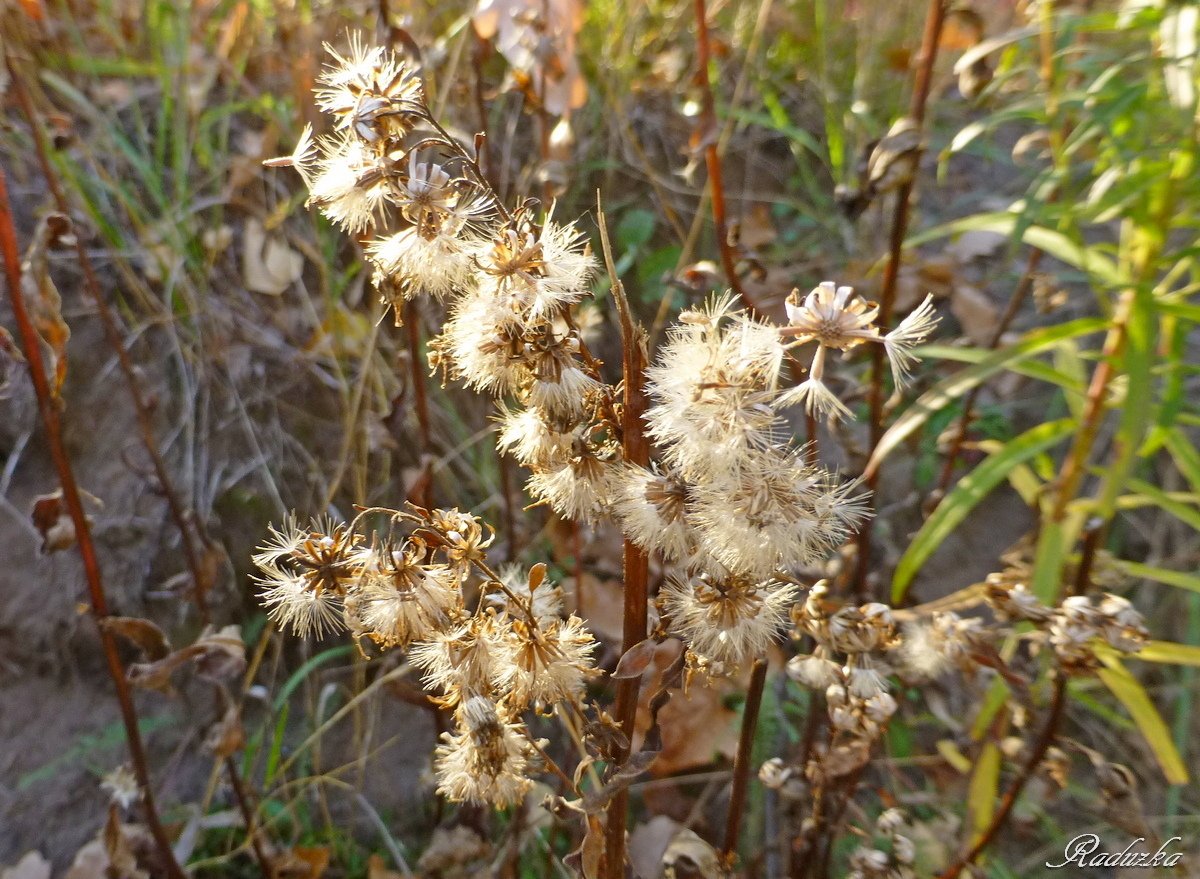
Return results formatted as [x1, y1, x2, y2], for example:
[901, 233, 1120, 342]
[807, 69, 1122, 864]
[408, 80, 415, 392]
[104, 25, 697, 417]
[225, 755, 272, 877]
[694, 0, 761, 316]
[600, 210, 651, 879]
[722, 659, 769, 869]
[855, 0, 947, 597]
[0, 169, 188, 879]
[7, 58, 212, 622]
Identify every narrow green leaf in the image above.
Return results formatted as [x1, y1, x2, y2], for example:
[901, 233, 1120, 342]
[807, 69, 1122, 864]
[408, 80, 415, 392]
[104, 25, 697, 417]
[867, 318, 1105, 478]
[1097, 654, 1189, 784]
[892, 420, 1076, 601]
[908, 213, 1128, 287]
[1114, 559, 1200, 595]
[1135, 641, 1200, 667]
[968, 741, 1002, 844]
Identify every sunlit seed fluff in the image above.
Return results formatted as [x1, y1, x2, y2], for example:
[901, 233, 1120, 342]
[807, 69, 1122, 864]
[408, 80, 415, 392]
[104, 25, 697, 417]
[663, 575, 798, 666]
[354, 547, 462, 648]
[526, 451, 615, 523]
[687, 452, 868, 578]
[442, 290, 531, 396]
[487, 563, 565, 625]
[315, 37, 425, 142]
[409, 614, 514, 702]
[645, 295, 786, 477]
[368, 228, 477, 302]
[883, 294, 940, 388]
[523, 360, 599, 420]
[305, 133, 394, 234]
[495, 405, 574, 467]
[474, 215, 595, 318]
[610, 464, 695, 561]
[434, 697, 536, 807]
[507, 614, 598, 708]
[257, 564, 344, 639]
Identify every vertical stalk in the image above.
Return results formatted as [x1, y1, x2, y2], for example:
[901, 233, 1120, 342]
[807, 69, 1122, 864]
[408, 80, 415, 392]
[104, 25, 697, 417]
[598, 207, 650, 879]
[722, 659, 769, 869]
[854, 0, 947, 597]
[694, 0, 762, 315]
[0, 170, 188, 879]
[403, 299, 434, 509]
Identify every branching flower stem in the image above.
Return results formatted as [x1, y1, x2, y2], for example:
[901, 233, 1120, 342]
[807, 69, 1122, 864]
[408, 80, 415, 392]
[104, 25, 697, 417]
[0, 169, 188, 879]
[855, 0, 948, 598]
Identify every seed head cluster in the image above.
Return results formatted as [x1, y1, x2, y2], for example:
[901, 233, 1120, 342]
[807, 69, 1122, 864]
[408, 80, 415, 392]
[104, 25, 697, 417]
[253, 506, 597, 807]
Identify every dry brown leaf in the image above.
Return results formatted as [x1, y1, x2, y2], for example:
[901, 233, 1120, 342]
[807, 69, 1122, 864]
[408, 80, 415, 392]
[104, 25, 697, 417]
[30, 489, 74, 554]
[128, 625, 245, 692]
[20, 213, 73, 397]
[416, 824, 489, 875]
[613, 638, 661, 679]
[662, 828, 721, 879]
[0, 852, 51, 879]
[365, 854, 406, 879]
[99, 617, 171, 662]
[473, 0, 587, 116]
[948, 229, 1006, 263]
[276, 847, 330, 879]
[950, 284, 1000, 346]
[629, 816, 681, 879]
[242, 218, 303, 295]
[737, 203, 777, 250]
[203, 699, 245, 758]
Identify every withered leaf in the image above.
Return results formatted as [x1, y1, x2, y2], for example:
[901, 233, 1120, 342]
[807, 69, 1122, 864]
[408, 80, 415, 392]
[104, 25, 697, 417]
[127, 625, 245, 691]
[21, 213, 73, 397]
[98, 617, 171, 662]
[30, 489, 74, 554]
[203, 699, 245, 758]
[612, 638, 660, 679]
[580, 749, 658, 814]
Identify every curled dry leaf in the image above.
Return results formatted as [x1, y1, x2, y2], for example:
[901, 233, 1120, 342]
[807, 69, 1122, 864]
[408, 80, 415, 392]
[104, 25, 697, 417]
[275, 846, 330, 879]
[98, 617, 171, 662]
[203, 698, 245, 758]
[21, 213, 72, 397]
[950, 283, 1000, 346]
[242, 217, 303, 295]
[127, 625, 246, 691]
[416, 825, 490, 876]
[31, 488, 74, 553]
[613, 638, 661, 679]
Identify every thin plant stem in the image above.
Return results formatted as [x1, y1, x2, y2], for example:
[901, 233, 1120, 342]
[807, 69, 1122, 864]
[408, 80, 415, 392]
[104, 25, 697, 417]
[597, 203, 651, 879]
[0, 169, 188, 879]
[693, 0, 762, 315]
[224, 755, 272, 877]
[854, 0, 948, 598]
[403, 299, 434, 508]
[722, 659, 769, 870]
[6, 57, 213, 623]
[936, 677, 1067, 879]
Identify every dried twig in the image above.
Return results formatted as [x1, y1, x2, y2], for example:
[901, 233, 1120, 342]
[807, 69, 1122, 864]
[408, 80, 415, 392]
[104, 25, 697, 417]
[722, 658, 769, 869]
[855, 0, 948, 597]
[0, 169, 188, 879]
[693, 0, 762, 315]
[6, 57, 214, 622]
